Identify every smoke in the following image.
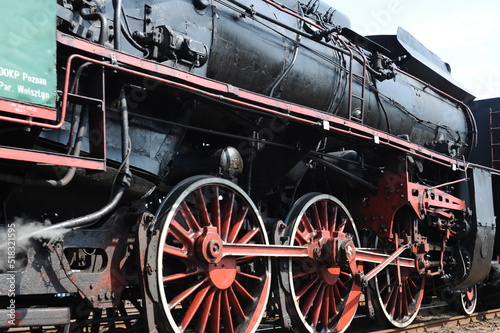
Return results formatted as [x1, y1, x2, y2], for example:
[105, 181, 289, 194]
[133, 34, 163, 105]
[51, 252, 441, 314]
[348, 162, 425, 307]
[0, 217, 69, 270]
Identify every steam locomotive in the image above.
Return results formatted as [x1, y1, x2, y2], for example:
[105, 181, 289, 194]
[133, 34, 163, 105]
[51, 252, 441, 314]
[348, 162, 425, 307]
[0, 0, 498, 332]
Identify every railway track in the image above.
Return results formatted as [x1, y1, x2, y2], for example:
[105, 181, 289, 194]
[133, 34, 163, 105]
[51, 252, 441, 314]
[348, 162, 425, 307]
[347, 308, 500, 333]
[5, 302, 500, 333]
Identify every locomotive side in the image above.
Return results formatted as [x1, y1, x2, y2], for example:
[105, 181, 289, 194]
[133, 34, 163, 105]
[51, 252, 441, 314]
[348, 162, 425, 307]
[0, 0, 498, 332]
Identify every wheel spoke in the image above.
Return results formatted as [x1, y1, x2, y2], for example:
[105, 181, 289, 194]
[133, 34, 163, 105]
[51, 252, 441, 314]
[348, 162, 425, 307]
[385, 282, 397, 310]
[227, 206, 248, 243]
[195, 187, 211, 227]
[221, 192, 235, 241]
[210, 290, 222, 333]
[228, 286, 246, 321]
[338, 219, 347, 233]
[168, 277, 208, 310]
[329, 286, 338, 316]
[295, 276, 318, 299]
[301, 215, 316, 236]
[295, 228, 311, 246]
[300, 281, 322, 317]
[222, 290, 235, 333]
[404, 279, 415, 303]
[336, 276, 347, 291]
[236, 255, 258, 263]
[310, 202, 321, 229]
[332, 283, 341, 300]
[401, 284, 409, 319]
[179, 283, 211, 330]
[163, 268, 199, 283]
[169, 220, 195, 246]
[236, 228, 260, 244]
[197, 287, 216, 333]
[163, 244, 188, 259]
[329, 205, 338, 232]
[179, 201, 201, 233]
[319, 200, 328, 230]
[237, 270, 262, 281]
[408, 276, 417, 289]
[232, 278, 254, 303]
[211, 185, 221, 232]
[292, 268, 314, 279]
[310, 284, 326, 328]
[321, 285, 331, 329]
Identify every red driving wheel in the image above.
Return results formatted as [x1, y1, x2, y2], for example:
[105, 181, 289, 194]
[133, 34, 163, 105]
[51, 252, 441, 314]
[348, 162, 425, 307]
[154, 176, 271, 333]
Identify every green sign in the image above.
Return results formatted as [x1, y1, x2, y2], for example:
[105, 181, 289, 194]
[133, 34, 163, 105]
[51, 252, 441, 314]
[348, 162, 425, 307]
[0, 0, 56, 108]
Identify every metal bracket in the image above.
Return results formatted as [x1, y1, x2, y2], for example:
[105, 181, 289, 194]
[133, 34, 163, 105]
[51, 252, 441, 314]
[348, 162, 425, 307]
[136, 213, 159, 333]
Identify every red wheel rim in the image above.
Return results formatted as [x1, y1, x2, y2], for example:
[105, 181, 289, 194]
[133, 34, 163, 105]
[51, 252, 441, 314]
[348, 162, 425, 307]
[283, 193, 361, 333]
[372, 263, 425, 327]
[455, 285, 477, 315]
[155, 176, 271, 333]
[369, 208, 425, 328]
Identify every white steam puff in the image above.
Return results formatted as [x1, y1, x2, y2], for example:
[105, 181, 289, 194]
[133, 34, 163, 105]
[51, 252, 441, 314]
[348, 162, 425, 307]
[0, 217, 69, 270]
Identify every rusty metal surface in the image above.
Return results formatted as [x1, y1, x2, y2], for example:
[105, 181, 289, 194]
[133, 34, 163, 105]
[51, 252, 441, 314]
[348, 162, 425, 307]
[60, 208, 139, 308]
[0, 208, 137, 309]
[136, 212, 159, 333]
[0, 307, 70, 327]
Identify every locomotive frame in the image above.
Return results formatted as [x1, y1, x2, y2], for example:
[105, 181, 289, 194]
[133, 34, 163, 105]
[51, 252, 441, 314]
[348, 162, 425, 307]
[0, 0, 499, 332]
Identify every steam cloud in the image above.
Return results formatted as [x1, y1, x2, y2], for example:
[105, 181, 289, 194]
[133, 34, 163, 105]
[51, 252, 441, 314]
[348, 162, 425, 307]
[0, 217, 69, 270]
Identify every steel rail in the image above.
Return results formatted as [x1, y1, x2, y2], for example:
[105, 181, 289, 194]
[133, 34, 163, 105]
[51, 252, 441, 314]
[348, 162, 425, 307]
[368, 308, 500, 333]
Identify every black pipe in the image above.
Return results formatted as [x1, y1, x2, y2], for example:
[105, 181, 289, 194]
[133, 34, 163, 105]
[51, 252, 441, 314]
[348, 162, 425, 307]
[113, 0, 123, 50]
[12, 186, 126, 246]
[119, 88, 132, 186]
[80, 8, 108, 45]
[308, 154, 378, 192]
[217, 0, 387, 82]
[13, 90, 133, 239]
[120, 6, 148, 53]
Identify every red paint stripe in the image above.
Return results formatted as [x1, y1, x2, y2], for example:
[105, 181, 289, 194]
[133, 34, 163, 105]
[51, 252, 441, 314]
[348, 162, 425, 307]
[0, 146, 106, 170]
[0, 99, 57, 121]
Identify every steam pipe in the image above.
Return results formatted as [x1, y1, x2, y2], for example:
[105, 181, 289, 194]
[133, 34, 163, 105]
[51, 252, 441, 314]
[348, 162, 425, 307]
[12, 186, 126, 245]
[120, 89, 130, 176]
[79, 8, 108, 45]
[308, 154, 378, 192]
[119, 6, 148, 53]
[14, 89, 132, 241]
[113, 0, 123, 50]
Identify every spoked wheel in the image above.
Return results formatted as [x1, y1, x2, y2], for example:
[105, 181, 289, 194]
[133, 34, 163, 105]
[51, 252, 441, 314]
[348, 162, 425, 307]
[370, 258, 425, 327]
[154, 176, 271, 333]
[454, 285, 477, 315]
[281, 193, 362, 333]
[369, 211, 425, 328]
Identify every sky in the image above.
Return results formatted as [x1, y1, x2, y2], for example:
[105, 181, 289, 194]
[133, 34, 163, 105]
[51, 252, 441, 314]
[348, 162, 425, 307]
[328, 1, 500, 101]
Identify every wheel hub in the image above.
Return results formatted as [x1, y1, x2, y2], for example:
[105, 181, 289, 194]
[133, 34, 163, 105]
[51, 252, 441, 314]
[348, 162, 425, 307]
[197, 226, 224, 263]
[208, 257, 237, 289]
[465, 287, 475, 302]
[320, 265, 341, 285]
